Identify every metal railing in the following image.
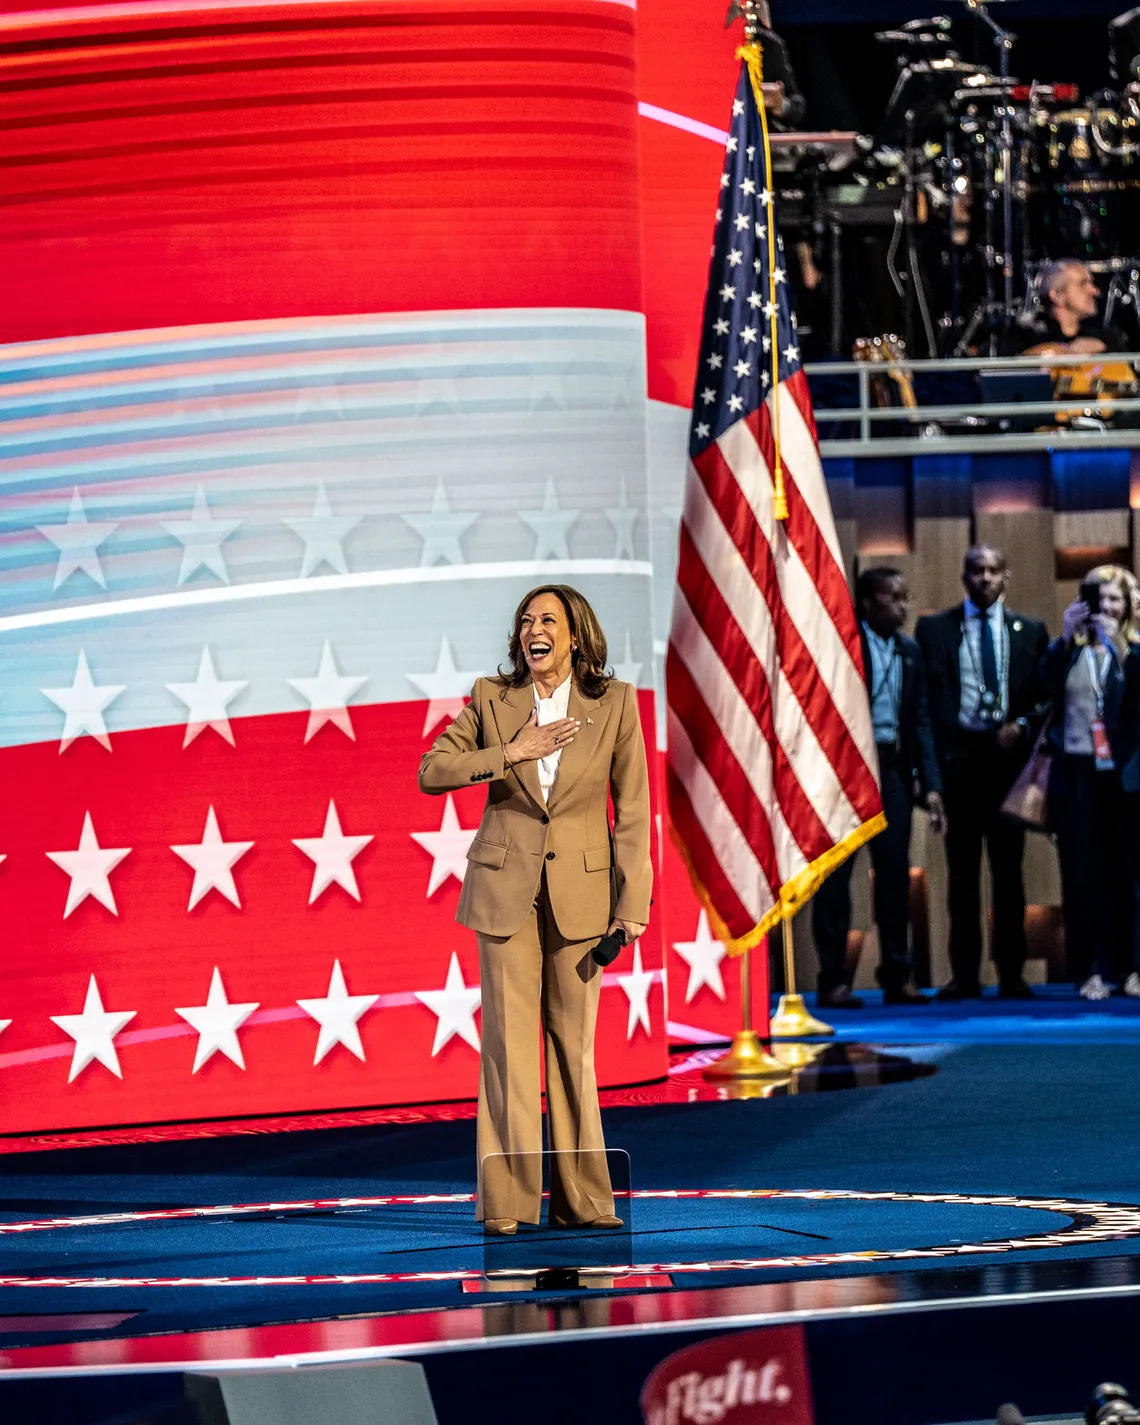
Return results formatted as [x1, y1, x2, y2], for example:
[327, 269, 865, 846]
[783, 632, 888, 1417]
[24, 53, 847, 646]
[806, 352, 1140, 456]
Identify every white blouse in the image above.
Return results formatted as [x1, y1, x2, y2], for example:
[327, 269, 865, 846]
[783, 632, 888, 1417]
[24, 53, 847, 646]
[534, 675, 572, 803]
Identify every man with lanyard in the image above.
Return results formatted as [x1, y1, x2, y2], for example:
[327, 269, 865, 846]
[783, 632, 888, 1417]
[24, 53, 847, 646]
[916, 546, 1049, 999]
[812, 568, 946, 1009]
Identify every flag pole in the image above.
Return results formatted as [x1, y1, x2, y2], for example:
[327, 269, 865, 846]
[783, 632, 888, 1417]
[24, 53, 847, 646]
[770, 914, 834, 1040]
[703, 933, 787, 1081]
[733, 0, 786, 522]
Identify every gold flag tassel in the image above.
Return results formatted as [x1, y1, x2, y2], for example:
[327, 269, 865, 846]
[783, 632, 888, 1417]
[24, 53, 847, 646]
[735, 38, 787, 522]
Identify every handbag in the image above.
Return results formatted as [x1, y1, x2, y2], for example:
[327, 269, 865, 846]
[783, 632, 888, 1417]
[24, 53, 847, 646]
[999, 719, 1053, 831]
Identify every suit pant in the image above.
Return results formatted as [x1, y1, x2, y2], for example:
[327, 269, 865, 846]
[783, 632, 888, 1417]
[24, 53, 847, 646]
[942, 734, 1027, 989]
[475, 875, 613, 1224]
[1054, 756, 1132, 985]
[812, 747, 914, 993]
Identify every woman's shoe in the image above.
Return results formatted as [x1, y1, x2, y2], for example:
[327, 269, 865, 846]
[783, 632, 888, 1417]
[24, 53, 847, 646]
[582, 1214, 624, 1229]
[483, 1218, 518, 1236]
[1123, 973, 1140, 998]
[1080, 974, 1111, 1002]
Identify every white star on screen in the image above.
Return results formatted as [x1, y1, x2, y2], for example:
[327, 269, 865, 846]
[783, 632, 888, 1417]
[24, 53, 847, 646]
[297, 959, 378, 1065]
[618, 943, 654, 1040]
[726, 135, 738, 152]
[410, 794, 477, 897]
[520, 477, 579, 561]
[734, 213, 749, 232]
[160, 485, 242, 585]
[166, 646, 248, 747]
[612, 629, 643, 685]
[175, 967, 259, 1072]
[415, 951, 481, 1056]
[728, 249, 743, 267]
[170, 806, 254, 910]
[604, 479, 638, 560]
[406, 636, 481, 738]
[733, 98, 744, 114]
[672, 909, 728, 1003]
[36, 488, 118, 591]
[41, 650, 125, 753]
[51, 975, 136, 1081]
[46, 812, 131, 918]
[707, 353, 723, 370]
[696, 422, 710, 438]
[714, 318, 730, 335]
[734, 359, 751, 378]
[719, 283, 736, 302]
[282, 482, 361, 577]
[401, 480, 478, 567]
[287, 640, 368, 743]
[293, 800, 373, 904]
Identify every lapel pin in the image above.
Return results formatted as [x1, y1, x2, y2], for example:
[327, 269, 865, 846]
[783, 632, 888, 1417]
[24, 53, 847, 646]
[586, 717, 594, 725]
[1013, 620, 1022, 632]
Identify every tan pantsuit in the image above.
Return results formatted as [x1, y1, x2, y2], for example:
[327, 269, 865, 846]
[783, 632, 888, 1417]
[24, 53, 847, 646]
[476, 876, 612, 1223]
[418, 675, 652, 1223]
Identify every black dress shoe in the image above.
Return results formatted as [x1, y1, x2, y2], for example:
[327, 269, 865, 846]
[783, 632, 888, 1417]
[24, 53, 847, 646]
[936, 981, 982, 1001]
[883, 986, 931, 1005]
[998, 979, 1035, 999]
[817, 985, 865, 1009]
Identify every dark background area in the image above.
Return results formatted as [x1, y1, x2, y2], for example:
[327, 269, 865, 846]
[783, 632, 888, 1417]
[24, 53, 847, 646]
[774, 5, 1130, 132]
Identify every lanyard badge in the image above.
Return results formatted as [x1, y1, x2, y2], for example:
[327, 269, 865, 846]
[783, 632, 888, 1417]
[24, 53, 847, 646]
[1086, 647, 1115, 771]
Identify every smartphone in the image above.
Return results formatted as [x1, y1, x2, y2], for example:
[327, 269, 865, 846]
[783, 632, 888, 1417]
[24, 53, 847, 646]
[1079, 578, 1102, 617]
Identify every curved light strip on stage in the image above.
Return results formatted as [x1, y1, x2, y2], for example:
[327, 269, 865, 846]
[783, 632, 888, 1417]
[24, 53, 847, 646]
[1, 1190, 1138, 1286]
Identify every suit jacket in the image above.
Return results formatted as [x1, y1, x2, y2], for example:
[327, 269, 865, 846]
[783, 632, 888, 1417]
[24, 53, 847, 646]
[914, 604, 1049, 767]
[859, 627, 942, 799]
[1041, 636, 1140, 791]
[418, 676, 652, 941]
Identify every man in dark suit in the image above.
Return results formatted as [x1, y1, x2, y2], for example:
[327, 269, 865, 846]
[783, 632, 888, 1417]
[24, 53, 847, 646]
[812, 567, 946, 1008]
[915, 544, 1050, 999]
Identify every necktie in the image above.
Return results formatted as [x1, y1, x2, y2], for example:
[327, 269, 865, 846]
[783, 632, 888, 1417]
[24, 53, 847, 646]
[979, 611, 999, 720]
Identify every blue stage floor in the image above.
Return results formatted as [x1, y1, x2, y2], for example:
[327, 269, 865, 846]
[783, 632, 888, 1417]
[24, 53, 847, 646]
[790, 984, 1140, 1044]
[3, 1024, 1140, 1355]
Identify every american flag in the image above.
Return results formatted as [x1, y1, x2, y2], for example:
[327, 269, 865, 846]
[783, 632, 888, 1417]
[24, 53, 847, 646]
[665, 58, 884, 953]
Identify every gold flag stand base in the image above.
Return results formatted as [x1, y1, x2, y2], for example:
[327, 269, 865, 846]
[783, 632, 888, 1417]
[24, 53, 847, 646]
[703, 1028, 787, 1080]
[769, 992, 834, 1040]
[770, 1038, 824, 1070]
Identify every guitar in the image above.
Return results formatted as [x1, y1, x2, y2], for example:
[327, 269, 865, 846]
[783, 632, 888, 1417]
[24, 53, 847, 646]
[853, 334, 918, 413]
[1022, 340, 1138, 421]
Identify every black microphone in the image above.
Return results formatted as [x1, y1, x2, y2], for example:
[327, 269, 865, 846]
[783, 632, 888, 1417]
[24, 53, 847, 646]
[591, 928, 626, 967]
[997, 1405, 1026, 1425]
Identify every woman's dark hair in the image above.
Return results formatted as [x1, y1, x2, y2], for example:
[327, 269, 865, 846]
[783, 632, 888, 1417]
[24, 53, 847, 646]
[497, 585, 611, 699]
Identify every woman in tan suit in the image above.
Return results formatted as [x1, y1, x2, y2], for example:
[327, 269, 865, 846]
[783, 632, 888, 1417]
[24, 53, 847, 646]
[418, 584, 652, 1236]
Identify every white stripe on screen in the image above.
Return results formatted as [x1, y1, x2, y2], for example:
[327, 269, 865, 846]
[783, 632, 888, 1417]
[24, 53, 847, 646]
[0, 559, 652, 636]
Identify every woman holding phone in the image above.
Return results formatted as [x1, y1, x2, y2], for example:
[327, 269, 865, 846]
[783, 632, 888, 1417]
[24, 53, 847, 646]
[1043, 566, 1140, 999]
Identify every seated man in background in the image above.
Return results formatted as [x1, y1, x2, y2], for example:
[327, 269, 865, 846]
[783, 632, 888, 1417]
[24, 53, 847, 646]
[812, 567, 946, 1009]
[1002, 261, 1128, 357]
[916, 545, 1049, 1000]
